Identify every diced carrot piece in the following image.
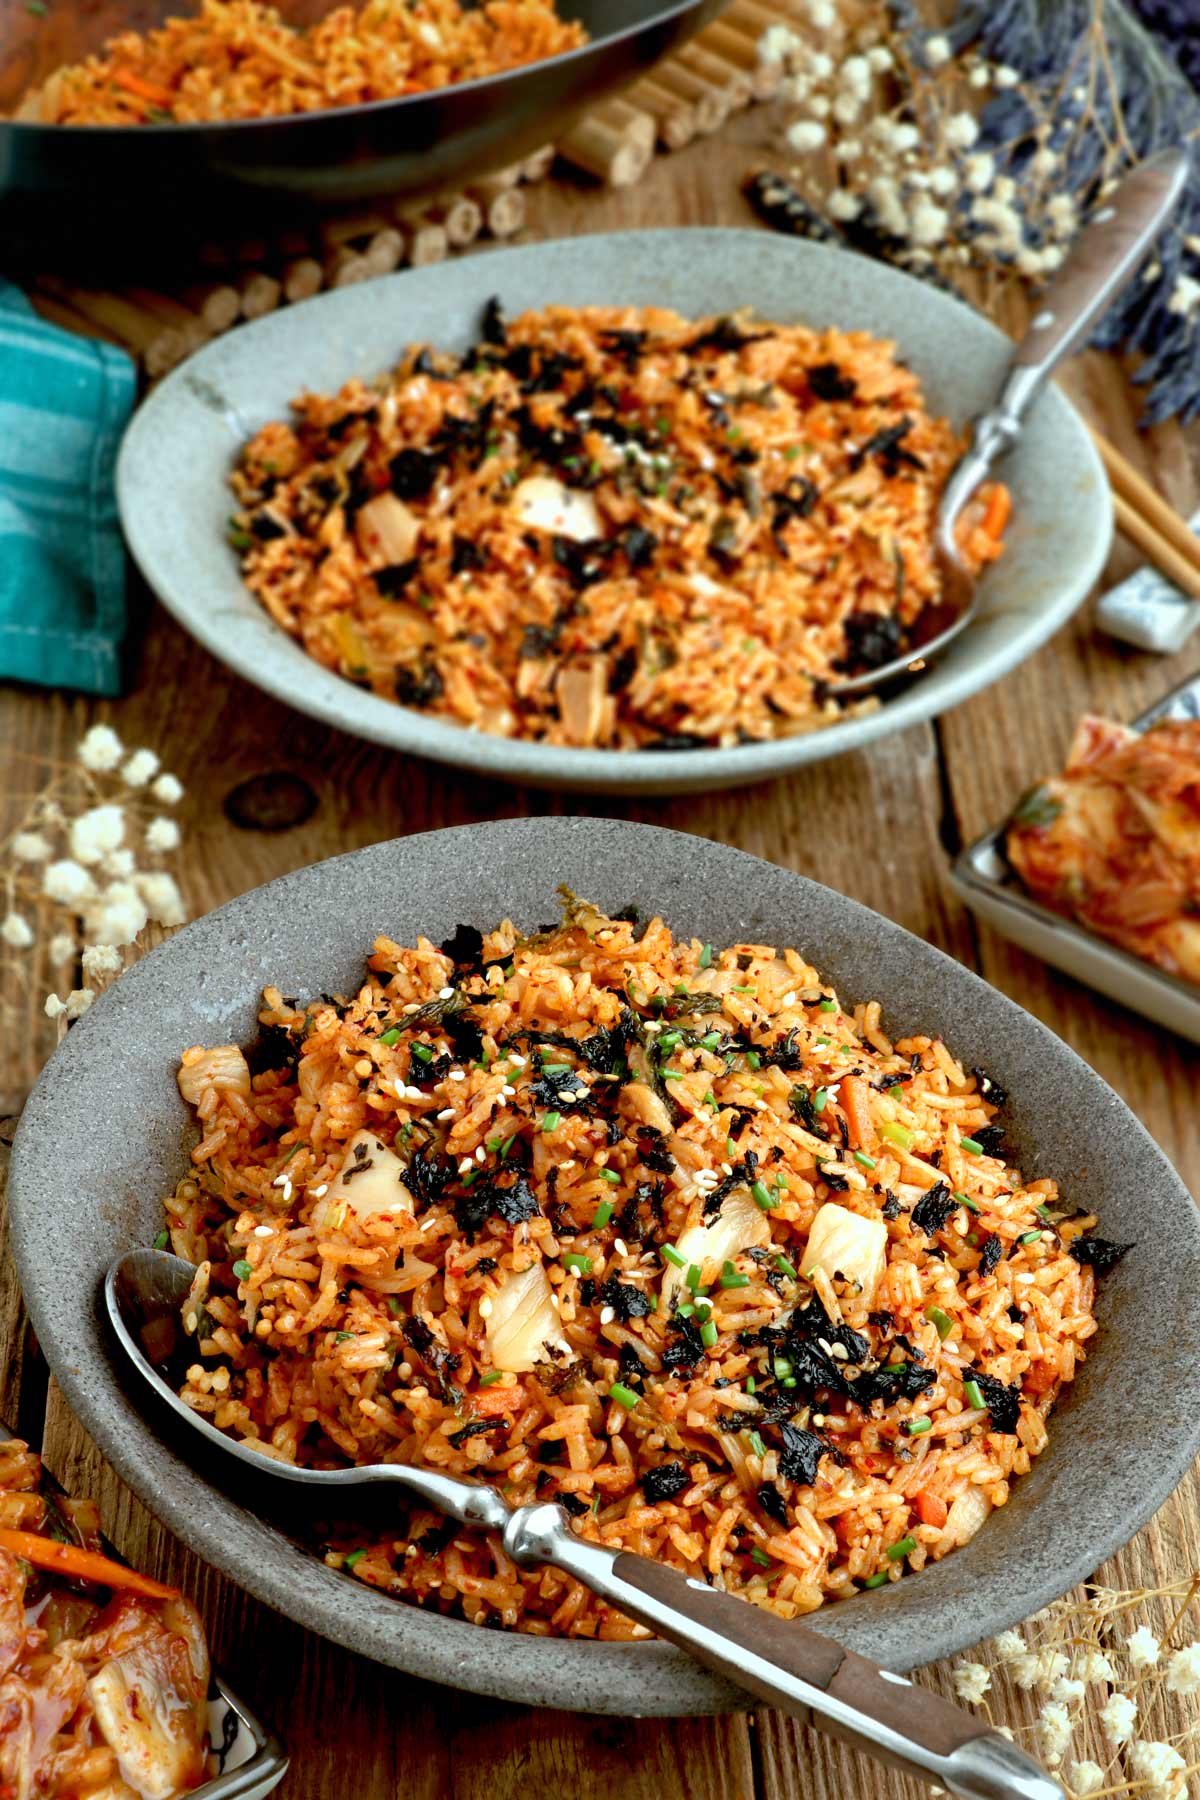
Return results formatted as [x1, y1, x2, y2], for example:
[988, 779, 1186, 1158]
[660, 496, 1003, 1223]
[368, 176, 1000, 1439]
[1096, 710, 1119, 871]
[915, 1490, 948, 1529]
[838, 1074, 874, 1151]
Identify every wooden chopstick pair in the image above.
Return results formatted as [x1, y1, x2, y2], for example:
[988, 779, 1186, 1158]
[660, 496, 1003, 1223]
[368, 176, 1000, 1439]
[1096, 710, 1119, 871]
[1089, 426, 1200, 603]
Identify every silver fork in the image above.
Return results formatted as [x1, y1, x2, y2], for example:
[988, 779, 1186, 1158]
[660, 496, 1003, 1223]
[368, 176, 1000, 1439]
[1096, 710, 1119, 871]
[830, 146, 1189, 701]
[109, 1247, 1063, 1800]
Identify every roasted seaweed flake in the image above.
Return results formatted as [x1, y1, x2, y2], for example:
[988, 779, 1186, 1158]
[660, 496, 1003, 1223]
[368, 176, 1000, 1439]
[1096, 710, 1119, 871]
[978, 1235, 1004, 1278]
[852, 1360, 936, 1408]
[558, 1490, 590, 1517]
[911, 1181, 955, 1238]
[837, 610, 903, 672]
[688, 316, 772, 353]
[250, 509, 288, 541]
[375, 558, 421, 597]
[394, 660, 445, 708]
[881, 1191, 903, 1221]
[970, 1124, 1007, 1158]
[599, 328, 649, 367]
[806, 362, 857, 402]
[757, 1482, 789, 1526]
[450, 536, 486, 576]
[971, 1066, 1008, 1106]
[440, 923, 485, 971]
[661, 1319, 705, 1371]
[448, 1419, 498, 1447]
[481, 296, 507, 346]
[642, 1461, 690, 1504]
[620, 524, 658, 568]
[389, 447, 440, 500]
[1069, 1236, 1134, 1274]
[777, 1422, 829, 1487]
[850, 418, 925, 476]
[599, 1277, 653, 1321]
[972, 1370, 1022, 1435]
[770, 474, 818, 548]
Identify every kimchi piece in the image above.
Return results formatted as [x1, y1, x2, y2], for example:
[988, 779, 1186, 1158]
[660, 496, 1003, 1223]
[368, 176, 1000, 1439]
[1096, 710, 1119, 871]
[1006, 713, 1200, 985]
[0, 1436, 210, 1799]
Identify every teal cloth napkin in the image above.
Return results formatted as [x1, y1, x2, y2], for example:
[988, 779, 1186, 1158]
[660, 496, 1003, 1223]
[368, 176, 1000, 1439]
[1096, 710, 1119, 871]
[0, 283, 136, 696]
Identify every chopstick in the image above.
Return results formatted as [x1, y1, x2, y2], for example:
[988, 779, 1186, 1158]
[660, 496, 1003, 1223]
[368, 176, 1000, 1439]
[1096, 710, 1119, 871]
[1090, 426, 1200, 601]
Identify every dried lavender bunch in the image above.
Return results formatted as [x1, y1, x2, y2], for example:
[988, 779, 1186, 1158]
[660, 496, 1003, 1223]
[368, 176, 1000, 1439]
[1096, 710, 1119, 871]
[757, 0, 1200, 425]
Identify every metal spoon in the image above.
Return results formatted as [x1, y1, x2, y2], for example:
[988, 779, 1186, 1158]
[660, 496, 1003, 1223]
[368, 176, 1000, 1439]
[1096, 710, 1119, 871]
[109, 1247, 1062, 1800]
[830, 146, 1190, 701]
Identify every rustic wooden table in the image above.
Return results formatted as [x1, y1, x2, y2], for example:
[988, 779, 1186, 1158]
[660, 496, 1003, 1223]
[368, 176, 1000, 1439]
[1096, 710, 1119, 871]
[2, 107, 1198, 1800]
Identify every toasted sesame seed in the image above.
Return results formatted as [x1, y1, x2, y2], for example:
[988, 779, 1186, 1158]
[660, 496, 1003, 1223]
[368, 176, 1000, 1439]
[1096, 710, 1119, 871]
[438, 986, 454, 999]
[436, 1107, 455, 1120]
[449, 1070, 466, 1082]
[312, 1184, 328, 1197]
[403, 1003, 419, 1014]
[475, 1145, 486, 1163]
[253, 1225, 273, 1237]
[478, 1296, 493, 1318]
[560, 1159, 577, 1170]
[782, 991, 797, 1007]
[830, 1343, 849, 1361]
[613, 1238, 628, 1257]
[404, 1086, 424, 1101]
[721, 1162, 733, 1175]
[501, 1084, 516, 1097]
[459, 1158, 474, 1174]
[644, 1020, 663, 1034]
[599, 1306, 616, 1325]
[508, 1053, 527, 1067]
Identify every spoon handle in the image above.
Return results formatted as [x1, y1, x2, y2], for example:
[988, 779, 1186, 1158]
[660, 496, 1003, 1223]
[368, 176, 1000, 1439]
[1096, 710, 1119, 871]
[504, 1502, 1063, 1800]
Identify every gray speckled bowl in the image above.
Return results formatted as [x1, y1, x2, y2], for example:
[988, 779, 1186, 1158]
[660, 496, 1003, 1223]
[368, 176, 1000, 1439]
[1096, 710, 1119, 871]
[116, 229, 1111, 796]
[11, 821, 1197, 1713]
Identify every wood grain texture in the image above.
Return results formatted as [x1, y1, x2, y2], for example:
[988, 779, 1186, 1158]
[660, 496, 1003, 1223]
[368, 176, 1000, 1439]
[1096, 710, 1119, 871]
[1, 98, 1199, 1800]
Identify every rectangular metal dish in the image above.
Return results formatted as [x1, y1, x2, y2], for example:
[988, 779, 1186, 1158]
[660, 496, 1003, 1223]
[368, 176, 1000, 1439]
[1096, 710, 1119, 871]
[949, 670, 1200, 1046]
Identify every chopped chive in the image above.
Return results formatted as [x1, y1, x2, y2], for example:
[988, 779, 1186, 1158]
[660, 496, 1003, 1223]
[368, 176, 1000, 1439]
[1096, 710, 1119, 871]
[335, 1331, 354, 1343]
[864, 1570, 890, 1588]
[608, 1382, 639, 1411]
[410, 1042, 433, 1063]
[960, 1136, 984, 1155]
[700, 1319, 719, 1349]
[387, 1297, 404, 1316]
[853, 1150, 877, 1170]
[232, 1259, 252, 1280]
[592, 1199, 616, 1229]
[700, 1030, 722, 1050]
[745, 1050, 762, 1069]
[955, 1190, 982, 1214]
[773, 1356, 793, 1381]
[699, 944, 714, 969]
[818, 999, 837, 1013]
[903, 1416, 932, 1436]
[153, 1229, 169, 1251]
[460, 1169, 479, 1187]
[1035, 1204, 1055, 1222]
[1018, 1229, 1042, 1245]
[732, 984, 756, 993]
[479, 1370, 507, 1387]
[540, 1061, 571, 1074]
[279, 1140, 307, 1164]
[600, 1167, 621, 1185]
[725, 1136, 736, 1159]
[344, 1549, 366, 1570]
[782, 1376, 797, 1389]
[887, 1535, 917, 1560]
[746, 1376, 756, 1395]
[963, 1378, 986, 1412]
[924, 1306, 953, 1341]
[685, 1262, 704, 1292]
[678, 1302, 696, 1318]
[658, 1029, 682, 1051]
[812, 1087, 828, 1113]
[774, 1253, 798, 1279]
[662, 1245, 687, 1269]
[663, 1070, 684, 1081]
[702, 1090, 719, 1113]
[720, 1261, 750, 1289]
[379, 1027, 404, 1046]
[748, 1431, 767, 1459]
[486, 1136, 505, 1152]
[750, 1546, 772, 1568]
[967, 1233, 979, 1247]
[563, 1252, 592, 1275]
[751, 1179, 779, 1211]
[541, 1111, 562, 1133]
[814, 1037, 831, 1048]
[880, 1120, 914, 1151]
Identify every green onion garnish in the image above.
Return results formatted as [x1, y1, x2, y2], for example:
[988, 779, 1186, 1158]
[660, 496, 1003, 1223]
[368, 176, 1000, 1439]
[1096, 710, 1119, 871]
[725, 1136, 736, 1159]
[774, 1253, 798, 1280]
[818, 999, 837, 1013]
[879, 1121, 914, 1151]
[700, 1319, 719, 1349]
[955, 1191, 982, 1214]
[887, 1535, 917, 1560]
[600, 1167, 621, 1185]
[924, 1306, 953, 1341]
[479, 1370, 506, 1387]
[685, 1263, 703, 1292]
[662, 1245, 687, 1269]
[773, 1356, 793, 1381]
[658, 1029, 682, 1052]
[812, 1088, 828, 1113]
[746, 1376, 756, 1395]
[592, 1199, 615, 1229]
[540, 1061, 571, 1074]
[751, 1179, 779, 1211]
[903, 1416, 932, 1436]
[748, 1431, 767, 1459]
[541, 1111, 562, 1133]
[720, 1262, 750, 1289]
[1036, 1204, 1055, 1222]
[678, 1302, 696, 1318]
[335, 1331, 354, 1343]
[699, 944, 714, 969]
[1018, 1229, 1042, 1245]
[563, 1252, 592, 1275]
[700, 1031, 722, 1050]
[153, 1229, 169, 1251]
[232, 1259, 252, 1280]
[410, 1042, 433, 1064]
[379, 1027, 403, 1046]
[608, 1382, 639, 1411]
[853, 1150, 876, 1170]
[960, 1136, 984, 1155]
[864, 1570, 890, 1588]
[745, 1050, 762, 1069]
[963, 1378, 986, 1412]
[750, 1546, 772, 1568]
[344, 1549, 366, 1570]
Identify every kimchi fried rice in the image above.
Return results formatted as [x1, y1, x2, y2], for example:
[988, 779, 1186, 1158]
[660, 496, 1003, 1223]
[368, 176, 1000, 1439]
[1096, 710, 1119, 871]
[164, 893, 1125, 1638]
[228, 300, 1012, 750]
[16, 0, 585, 125]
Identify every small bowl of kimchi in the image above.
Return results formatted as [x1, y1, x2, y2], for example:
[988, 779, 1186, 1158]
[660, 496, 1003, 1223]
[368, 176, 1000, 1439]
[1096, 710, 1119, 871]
[950, 670, 1200, 1046]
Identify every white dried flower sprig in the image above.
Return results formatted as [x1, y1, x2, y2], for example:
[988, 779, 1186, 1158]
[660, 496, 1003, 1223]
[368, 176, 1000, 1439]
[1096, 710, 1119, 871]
[944, 1577, 1200, 1799]
[758, 0, 1139, 297]
[1, 723, 187, 1039]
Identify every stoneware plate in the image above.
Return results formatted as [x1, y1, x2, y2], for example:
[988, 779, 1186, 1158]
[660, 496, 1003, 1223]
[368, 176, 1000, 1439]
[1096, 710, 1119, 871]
[950, 670, 1200, 1045]
[12, 820, 1196, 1715]
[116, 229, 1112, 796]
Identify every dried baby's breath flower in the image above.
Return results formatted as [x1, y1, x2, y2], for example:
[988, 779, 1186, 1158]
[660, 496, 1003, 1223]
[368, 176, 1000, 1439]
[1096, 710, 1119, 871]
[47, 933, 74, 964]
[137, 871, 186, 928]
[120, 748, 160, 788]
[145, 817, 180, 854]
[77, 723, 123, 773]
[69, 803, 125, 866]
[1069, 1762, 1105, 1797]
[1127, 1625, 1161, 1670]
[43, 860, 95, 905]
[953, 1661, 991, 1704]
[1163, 1641, 1200, 1696]
[64, 988, 94, 1021]
[12, 832, 50, 862]
[1037, 1701, 1072, 1766]
[1077, 1648, 1117, 1683]
[1, 913, 33, 949]
[81, 944, 122, 980]
[87, 881, 148, 948]
[43, 993, 66, 1019]
[151, 773, 184, 805]
[1128, 1740, 1187, 1800]
[1099, 1692, 1138, 1746]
